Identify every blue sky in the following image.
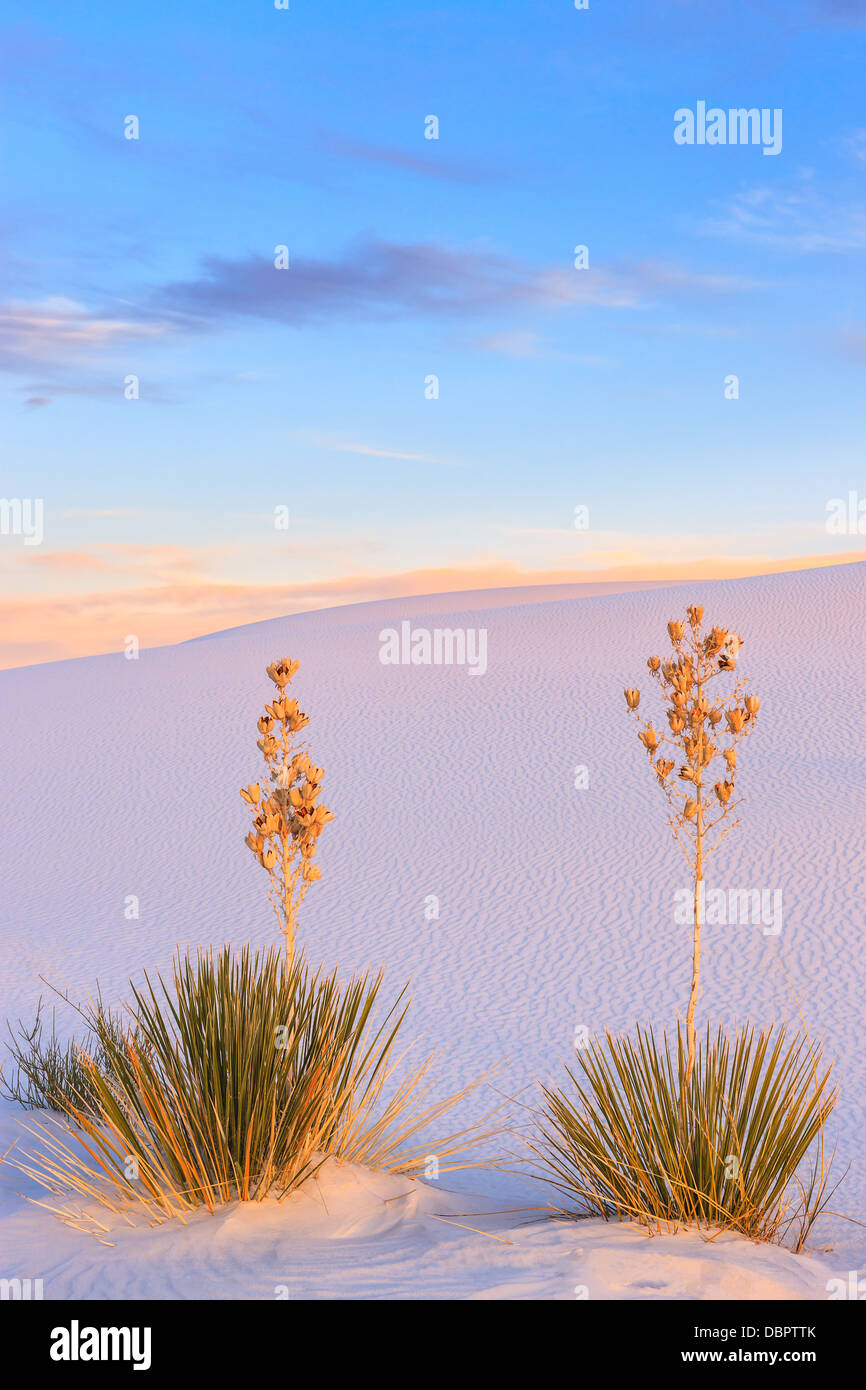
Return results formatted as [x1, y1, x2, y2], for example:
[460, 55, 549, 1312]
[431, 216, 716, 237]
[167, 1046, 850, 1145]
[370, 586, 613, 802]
[2, 0, 866, 662]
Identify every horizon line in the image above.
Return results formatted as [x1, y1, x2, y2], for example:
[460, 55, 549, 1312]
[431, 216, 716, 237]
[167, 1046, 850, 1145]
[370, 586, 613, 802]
[2, 549, 864, 673]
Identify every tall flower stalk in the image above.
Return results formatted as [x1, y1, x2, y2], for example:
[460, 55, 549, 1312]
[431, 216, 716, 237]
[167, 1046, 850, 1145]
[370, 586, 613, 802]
[624, 606, 760, 1103]
[241, 658, 333, 971]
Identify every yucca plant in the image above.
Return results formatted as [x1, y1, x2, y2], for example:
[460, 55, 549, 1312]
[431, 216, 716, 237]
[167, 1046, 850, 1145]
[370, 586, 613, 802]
[530, 605, 838, 1247]
[241, 658, 334, 971]
[531, 1023, 836, 1248]
[624, 605, 760, 1094]
[10, 945, 487, 1234]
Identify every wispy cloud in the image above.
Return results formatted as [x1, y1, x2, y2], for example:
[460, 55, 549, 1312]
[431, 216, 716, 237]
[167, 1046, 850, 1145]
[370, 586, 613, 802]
[811, 0, 866, 25]
[58, 508, 151, 520]
[156, 245, 770, 325]
[837, 323, 866, 360]
[317, 130, 500, 185]
[306, 431, 464, 467]
[473, 330, 547, 358]
[702, 180, 866, 252]
[23, 543, 206, 576]
[154, 240, 598, 324]
[0, 297, 167, 370]
[20, 379, 171, 406]
[0, 241, 771, 386]
[844, 128, 866, 165]
[470, 330, 618, 365]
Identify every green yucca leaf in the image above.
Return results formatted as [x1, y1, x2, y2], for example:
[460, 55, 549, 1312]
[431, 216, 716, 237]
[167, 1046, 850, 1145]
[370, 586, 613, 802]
[530, 1022, 837, 1248]
[10, 945, 491, 1232]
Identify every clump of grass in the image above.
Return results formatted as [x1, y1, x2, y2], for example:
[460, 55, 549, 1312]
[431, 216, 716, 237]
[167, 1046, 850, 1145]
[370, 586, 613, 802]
[10, 945, 490, 1235]
[2, 993, 127, 1115]
[531, 1023, 837, 1250]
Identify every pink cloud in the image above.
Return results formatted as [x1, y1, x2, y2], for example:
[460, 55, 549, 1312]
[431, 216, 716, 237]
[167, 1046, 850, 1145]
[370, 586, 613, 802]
[2, 551, 864, 670]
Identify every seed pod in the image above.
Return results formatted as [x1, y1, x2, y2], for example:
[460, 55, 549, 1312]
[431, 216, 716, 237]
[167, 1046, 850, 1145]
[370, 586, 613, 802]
[266, 658, 300, 688]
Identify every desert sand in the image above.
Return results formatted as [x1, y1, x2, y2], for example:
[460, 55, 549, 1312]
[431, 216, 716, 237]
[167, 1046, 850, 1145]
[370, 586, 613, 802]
[1, 564, 862, 1299]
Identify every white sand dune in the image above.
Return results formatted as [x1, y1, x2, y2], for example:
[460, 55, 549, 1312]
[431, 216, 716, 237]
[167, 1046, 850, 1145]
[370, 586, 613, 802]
[1, 564, 863, 1300]
[0, 1143, 836, 1301]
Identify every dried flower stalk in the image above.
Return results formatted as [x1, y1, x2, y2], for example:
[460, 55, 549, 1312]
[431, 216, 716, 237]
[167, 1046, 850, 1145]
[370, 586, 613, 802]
[241, 658, 333, 970]
[624, 606, 760, 1103]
